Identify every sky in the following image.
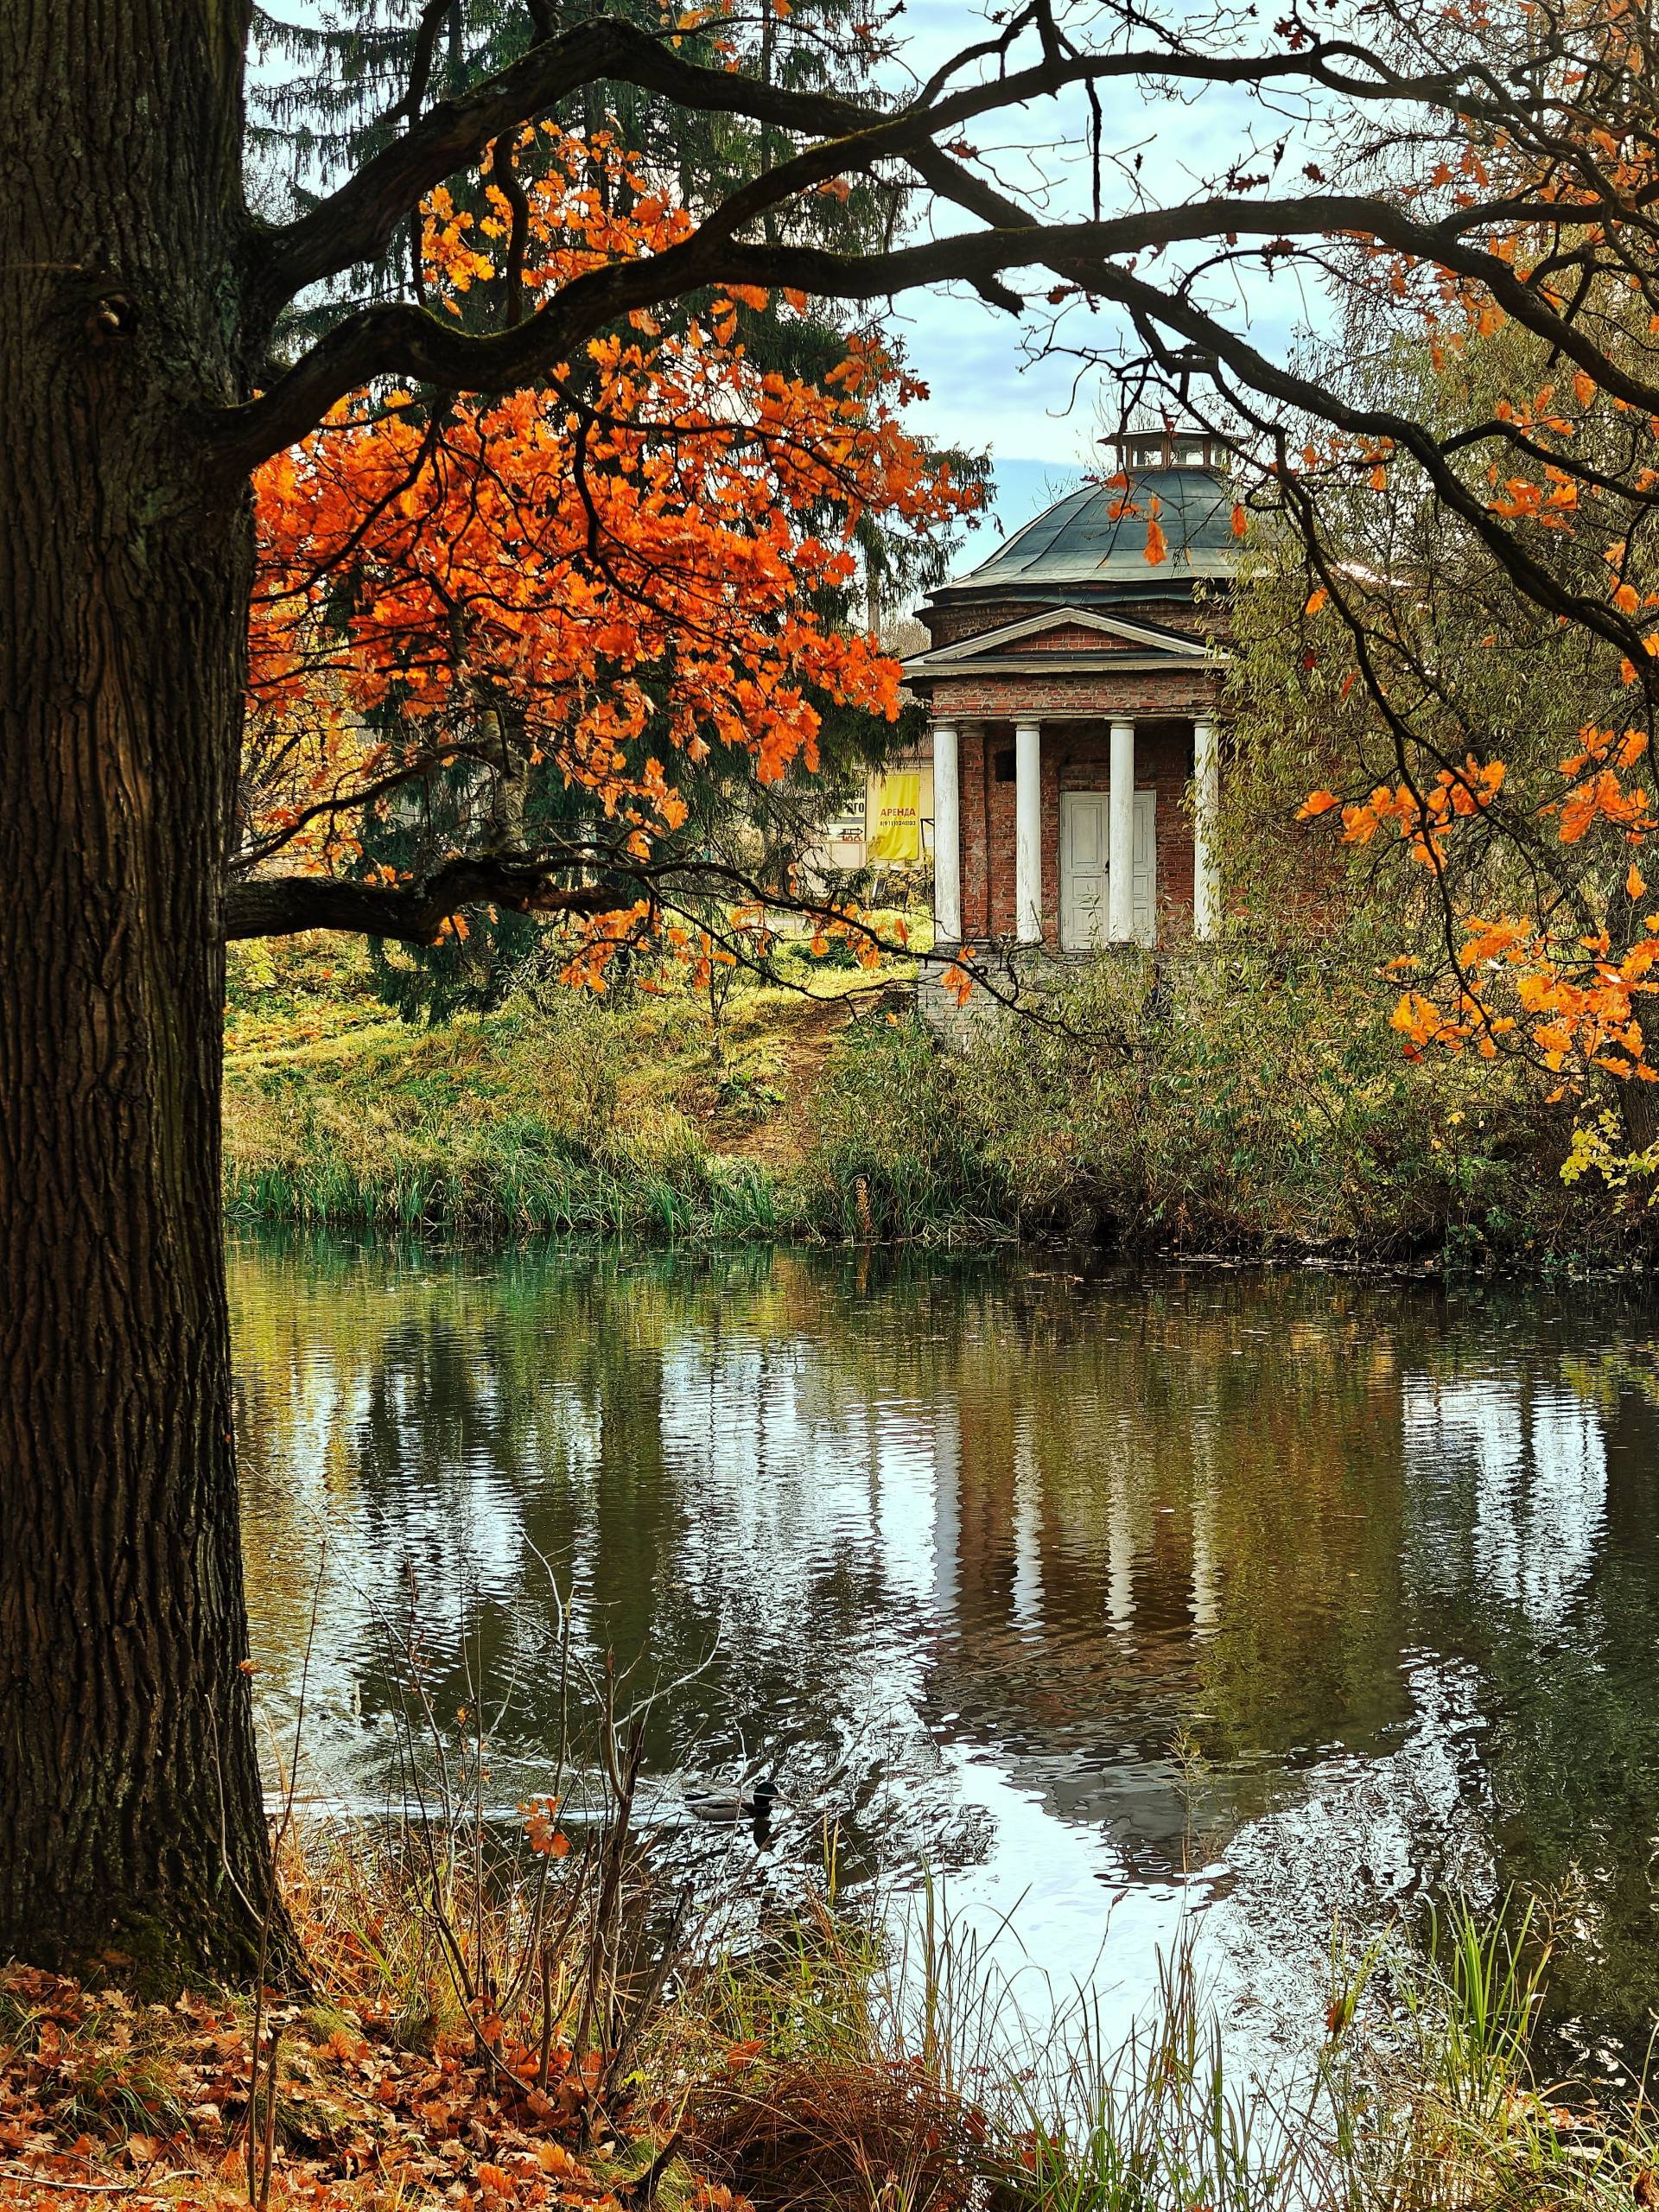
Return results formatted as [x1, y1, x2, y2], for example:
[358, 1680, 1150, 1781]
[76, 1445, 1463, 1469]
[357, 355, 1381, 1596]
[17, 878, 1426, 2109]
[876, 0, 1337, 543]
[255, 0, 1336, 545]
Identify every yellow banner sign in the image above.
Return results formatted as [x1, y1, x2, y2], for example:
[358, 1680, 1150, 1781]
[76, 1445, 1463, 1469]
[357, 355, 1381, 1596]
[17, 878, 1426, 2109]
[867, 772, 922, 864]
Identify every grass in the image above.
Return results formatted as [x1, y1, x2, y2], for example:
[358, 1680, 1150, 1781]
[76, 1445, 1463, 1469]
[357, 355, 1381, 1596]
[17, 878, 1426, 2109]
[12, 1834, 1652, 2211]
[222, 932, 905, 1239]
[223, 931, 1648, 1268]
[699, 1881, 1659, 2212]
[799, 950, 1652, 1267]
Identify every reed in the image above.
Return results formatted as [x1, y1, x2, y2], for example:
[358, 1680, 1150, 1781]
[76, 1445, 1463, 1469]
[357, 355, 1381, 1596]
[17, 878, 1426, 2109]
[9, 1710, 1654, 2211]
[223, 928, 1643, 1265]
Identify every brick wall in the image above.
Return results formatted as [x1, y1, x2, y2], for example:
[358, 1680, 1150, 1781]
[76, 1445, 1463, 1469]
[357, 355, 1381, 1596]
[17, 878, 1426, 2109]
[1032, 622, 1138, 653]
[958, 717, 1200, 942]
[928, 666, 1222, 723]
[915, 945, 1075, 1046]
[917, 943, 1230, 1048]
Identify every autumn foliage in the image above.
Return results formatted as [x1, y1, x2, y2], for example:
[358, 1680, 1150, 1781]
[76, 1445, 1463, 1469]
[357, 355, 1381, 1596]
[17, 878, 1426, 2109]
[1254, 23, 1659, 1122]
[244, 124, 976, 976]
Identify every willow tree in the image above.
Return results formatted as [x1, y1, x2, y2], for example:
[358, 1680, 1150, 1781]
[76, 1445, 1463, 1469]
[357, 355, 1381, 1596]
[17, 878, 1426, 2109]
[5, 0, 1659, 1974]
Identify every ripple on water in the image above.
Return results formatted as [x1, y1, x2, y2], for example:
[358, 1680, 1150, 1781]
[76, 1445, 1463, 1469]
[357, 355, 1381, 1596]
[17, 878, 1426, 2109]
[232, 1236, 1659, 2069]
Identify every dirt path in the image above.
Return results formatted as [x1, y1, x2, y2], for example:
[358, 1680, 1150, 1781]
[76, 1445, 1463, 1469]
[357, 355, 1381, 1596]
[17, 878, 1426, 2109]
[718, 992, 862, 1167]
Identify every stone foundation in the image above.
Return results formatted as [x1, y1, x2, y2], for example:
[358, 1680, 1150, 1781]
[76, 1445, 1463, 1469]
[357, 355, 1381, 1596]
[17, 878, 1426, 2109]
[916, 942, 1162, 1047]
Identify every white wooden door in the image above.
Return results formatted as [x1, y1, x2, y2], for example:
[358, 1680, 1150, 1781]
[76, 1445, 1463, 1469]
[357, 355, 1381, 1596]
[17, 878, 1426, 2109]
[1059, 791, 1108, 949]
[1060, 790, 1156, 949]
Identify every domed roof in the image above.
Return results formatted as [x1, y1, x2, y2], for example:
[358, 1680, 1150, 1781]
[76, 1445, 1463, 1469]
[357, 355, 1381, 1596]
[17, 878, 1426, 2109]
[936, 463, 1236, 607]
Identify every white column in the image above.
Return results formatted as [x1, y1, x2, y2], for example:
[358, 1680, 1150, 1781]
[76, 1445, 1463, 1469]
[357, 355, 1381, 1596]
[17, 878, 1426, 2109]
[1193, 716, 1220, 941]
[931, 721, 961, 944]
[1108, 718, 1136, 944]
[1014, 720, 1042, 944]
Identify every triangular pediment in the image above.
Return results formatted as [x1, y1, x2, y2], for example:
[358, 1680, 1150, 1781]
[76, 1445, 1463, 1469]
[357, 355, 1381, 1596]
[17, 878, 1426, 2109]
[902, 604, 1210, 675]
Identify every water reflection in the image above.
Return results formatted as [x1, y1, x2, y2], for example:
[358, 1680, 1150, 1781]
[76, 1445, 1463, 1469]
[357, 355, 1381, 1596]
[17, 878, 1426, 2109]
[232, 1236, 1659, 2060]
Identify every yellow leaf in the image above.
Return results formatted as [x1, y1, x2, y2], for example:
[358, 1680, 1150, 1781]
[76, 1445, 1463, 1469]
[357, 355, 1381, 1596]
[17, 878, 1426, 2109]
[1305, 587, 1329, 615]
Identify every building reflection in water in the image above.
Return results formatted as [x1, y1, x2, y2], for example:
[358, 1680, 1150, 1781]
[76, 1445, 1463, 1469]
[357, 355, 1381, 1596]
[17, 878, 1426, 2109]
[232, 1237, 1659, 2062]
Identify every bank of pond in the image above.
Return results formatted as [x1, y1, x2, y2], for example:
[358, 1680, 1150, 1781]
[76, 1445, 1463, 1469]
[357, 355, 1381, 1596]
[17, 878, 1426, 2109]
[223, 945, 1654, 1272]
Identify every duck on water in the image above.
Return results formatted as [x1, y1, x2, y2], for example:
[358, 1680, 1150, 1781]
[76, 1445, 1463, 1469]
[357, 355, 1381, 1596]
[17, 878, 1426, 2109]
[683, 1776, 779, 1825]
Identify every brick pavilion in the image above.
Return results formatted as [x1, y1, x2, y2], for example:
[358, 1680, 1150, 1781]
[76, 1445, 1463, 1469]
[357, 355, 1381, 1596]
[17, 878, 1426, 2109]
[903, 427, 1235, 966]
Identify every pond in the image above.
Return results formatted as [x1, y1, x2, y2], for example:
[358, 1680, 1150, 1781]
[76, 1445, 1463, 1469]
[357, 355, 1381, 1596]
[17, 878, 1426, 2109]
[233, 1232, 1659, 2070]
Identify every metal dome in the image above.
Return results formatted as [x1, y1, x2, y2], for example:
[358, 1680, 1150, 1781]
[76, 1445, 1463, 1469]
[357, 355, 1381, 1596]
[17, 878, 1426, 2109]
[936, 464, 1236, 607]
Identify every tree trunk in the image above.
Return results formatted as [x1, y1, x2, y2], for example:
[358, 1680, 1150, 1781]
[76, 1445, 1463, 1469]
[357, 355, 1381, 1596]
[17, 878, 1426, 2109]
[0, 0, 276, 1975]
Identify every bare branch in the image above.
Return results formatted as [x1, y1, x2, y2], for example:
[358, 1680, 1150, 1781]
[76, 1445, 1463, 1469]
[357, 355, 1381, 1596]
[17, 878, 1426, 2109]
[899, 136, 1659, 677]
[249, 15, 1478, 317]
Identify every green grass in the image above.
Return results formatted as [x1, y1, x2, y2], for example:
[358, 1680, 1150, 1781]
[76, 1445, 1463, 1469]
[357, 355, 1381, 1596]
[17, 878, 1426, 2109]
[671, 1872, 1659, 2212]
[797, 952, 1648, 1268]
[250, 1567, 1659, 2212]
[222, 934, 869, 1237]
[224, 932, 1646, 1267]
[12, 1704, 1647, 2212]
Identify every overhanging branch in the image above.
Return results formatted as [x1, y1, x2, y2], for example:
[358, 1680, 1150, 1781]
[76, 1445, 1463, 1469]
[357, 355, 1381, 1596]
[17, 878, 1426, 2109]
[226, 860, 613, 943]
[213, 190, 1582, 476]
[224, 849, 1093, 1037]
[251, 14, 1467, 316]
[899, 136, 1659, 677]
[255, 19, 864, 311]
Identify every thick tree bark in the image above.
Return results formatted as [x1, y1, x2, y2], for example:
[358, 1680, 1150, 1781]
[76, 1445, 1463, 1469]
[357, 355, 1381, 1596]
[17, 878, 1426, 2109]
[226, 859, 611, 943]
[0, 0, 276, 1975]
